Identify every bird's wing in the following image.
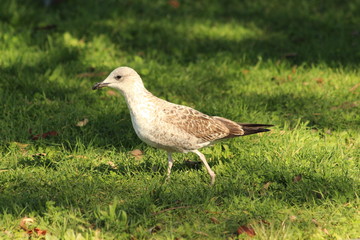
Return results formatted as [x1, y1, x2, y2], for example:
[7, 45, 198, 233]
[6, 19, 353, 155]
[162, 105, 242, 142]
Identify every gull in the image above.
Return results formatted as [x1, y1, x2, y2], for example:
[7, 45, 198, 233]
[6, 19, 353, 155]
[92, 67, 273, 185]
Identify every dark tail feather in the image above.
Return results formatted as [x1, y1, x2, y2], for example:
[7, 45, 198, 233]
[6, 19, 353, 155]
[238, 123, 274, 136]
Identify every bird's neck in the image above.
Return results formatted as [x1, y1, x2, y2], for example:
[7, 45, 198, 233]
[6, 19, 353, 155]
[119, 83, 157, 119]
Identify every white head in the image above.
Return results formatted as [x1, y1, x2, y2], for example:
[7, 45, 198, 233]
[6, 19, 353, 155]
[92, 66, 144, 93]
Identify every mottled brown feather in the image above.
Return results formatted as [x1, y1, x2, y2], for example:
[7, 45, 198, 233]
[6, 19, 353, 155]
[162, 105, 231, 143]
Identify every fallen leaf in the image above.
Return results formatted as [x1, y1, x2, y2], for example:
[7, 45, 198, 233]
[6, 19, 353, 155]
[263, 181, 271, 190]
[106, 90, 119, 96]
[20, 217, 35, 231]
[322, 228, 329, 235]
[349, 83, 360, 92]
[107, 161, 118, 169]
[210, 217, 220, 224]
[76, 118, 89, 127]
[237, 225, 256, 237]
[168, 0, 180, 8]
[31, 131, 58, 140]
[242, 69, 250, 75]
[130, 149, 143, 160]
[312, 218, 319, 226]
[293, 174, 302, 182]
[314, 78, 324, 84]
[289, 215, 297, 221]
[33, 228, 47, 236]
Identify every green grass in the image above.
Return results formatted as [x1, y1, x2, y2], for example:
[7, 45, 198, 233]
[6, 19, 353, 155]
[0, 0, 359, 239]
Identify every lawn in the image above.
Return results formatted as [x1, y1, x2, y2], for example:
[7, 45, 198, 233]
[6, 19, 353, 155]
[0, 0, 359, 239]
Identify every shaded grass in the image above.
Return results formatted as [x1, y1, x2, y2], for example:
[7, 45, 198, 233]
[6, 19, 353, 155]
[0, 0, 359, 239]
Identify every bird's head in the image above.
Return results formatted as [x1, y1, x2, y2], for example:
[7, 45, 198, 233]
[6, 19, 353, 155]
[92, 66, 143, 93]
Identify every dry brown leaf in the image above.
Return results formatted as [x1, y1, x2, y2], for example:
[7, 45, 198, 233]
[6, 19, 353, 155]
[314, 78, 324, 84]
[237, 225, 256, 237]
[312, 218, 319, 226]
[322, 228, 330, 235]
[293, 174, 302, 182]
[130, 149, 143, 160]
[106, 90, 119, 96]
[76, 118, 89, 127]
[210, 217, 220, 224]
[242, 69, 250, 75]
[20, 217, 35, 231]
[263, 182, 271, 190]
[168, 0, 180, 8]
[289, 215, 297, 221]
[31, 131, 58, 140]
[33, 228, 47, 236]
[107, 161, 118, 169]
[349, 83, 360, 92]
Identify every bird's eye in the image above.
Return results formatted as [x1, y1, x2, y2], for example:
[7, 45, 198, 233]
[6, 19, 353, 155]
[114, 75, 122, 80]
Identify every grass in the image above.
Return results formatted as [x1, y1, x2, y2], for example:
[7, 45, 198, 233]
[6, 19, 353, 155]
[0, 0, 359, 239]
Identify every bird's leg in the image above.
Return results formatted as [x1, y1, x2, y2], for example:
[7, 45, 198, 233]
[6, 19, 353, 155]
[192, 150, 216, 185]
[166, 152, 174, 180]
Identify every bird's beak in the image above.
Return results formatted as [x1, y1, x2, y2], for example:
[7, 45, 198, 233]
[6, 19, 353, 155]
[92, 82, 110, 90]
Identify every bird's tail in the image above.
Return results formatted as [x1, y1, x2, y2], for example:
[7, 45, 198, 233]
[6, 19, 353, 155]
[238, 123, 274, 136]
[213, 116, 273, 138]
